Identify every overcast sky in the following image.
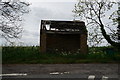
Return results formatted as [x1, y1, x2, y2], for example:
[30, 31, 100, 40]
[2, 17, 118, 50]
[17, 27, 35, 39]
[18, 0, 78, 46]
[1, 0, 118, 46]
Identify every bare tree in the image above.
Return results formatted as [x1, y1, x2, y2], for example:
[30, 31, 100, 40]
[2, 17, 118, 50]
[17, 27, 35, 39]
[73, 0, 120, 49]
[118, 2, 120, 40]
[0, 0, 29, 43]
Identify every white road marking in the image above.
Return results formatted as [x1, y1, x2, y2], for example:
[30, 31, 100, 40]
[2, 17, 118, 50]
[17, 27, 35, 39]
[0, 73, 27, 76]
[102, 76, 108, 80]
[50, 72, 60, 75]
[64, 72, 70, 74]
[50, 71, 70, 75]
[88, 75, 95, 80]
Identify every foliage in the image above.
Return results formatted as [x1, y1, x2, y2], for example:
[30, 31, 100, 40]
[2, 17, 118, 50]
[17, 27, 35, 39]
[73, 0, 120, 48]
[2, 46, 120, 64]
[0, 0, 30, 43]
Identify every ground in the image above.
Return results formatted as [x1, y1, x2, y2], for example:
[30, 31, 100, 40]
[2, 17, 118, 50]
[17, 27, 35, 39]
[2, 64, 120, 80]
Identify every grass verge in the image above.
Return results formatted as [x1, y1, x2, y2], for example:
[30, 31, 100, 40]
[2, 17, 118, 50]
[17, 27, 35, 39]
[2, 46, 120, 64]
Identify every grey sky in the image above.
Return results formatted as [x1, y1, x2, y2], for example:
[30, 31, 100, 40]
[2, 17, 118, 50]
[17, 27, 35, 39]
[1, 0, 118, 46]
[20, 1, 77, 46]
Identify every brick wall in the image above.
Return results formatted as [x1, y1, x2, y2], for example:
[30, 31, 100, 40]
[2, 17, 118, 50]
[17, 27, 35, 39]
[46, 33, 80, 53]
[80, 34, 88, 54]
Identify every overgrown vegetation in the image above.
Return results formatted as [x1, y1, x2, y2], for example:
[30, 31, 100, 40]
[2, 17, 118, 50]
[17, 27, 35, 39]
[73, 0, 120, 49]
[2, 46, 120, 64]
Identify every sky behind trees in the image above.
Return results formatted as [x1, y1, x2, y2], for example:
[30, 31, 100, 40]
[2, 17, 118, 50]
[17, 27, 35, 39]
[1, 0, 77, 46]
[1, 0, 118, 46]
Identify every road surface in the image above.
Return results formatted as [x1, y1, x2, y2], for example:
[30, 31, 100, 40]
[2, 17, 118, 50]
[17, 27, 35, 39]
[2, 64, 120, 80]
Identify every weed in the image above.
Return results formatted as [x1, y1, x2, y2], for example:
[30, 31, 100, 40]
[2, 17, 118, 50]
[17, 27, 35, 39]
[2, 46, 120, 64]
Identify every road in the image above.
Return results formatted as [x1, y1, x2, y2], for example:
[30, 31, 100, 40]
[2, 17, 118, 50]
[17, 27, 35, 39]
[2, 64, 120, 80]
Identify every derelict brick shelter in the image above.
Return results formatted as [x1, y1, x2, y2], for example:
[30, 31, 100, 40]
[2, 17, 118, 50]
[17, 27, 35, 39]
[40, 20, 88, 54]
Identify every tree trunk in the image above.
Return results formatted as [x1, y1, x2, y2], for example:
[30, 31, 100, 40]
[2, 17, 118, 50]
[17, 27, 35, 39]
[100, 24, 120, 50]
[118, 18, 120, 40]
[118, 2, 120, 40]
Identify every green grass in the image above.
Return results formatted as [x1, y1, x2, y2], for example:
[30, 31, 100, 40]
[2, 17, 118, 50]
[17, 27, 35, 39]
[2, 46, 120, 64]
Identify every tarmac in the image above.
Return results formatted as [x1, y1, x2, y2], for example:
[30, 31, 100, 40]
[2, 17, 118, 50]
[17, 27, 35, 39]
[1, 64, 120, 80]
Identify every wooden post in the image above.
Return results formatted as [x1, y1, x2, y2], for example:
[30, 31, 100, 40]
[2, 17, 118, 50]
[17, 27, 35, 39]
[80, 34, 88, 54]
[40, 20, 47, 53]
[40, 31, 47, 53]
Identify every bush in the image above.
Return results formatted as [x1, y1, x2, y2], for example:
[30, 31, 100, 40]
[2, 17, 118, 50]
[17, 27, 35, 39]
[2, 46, 120, 64]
